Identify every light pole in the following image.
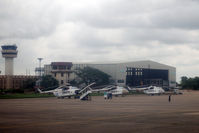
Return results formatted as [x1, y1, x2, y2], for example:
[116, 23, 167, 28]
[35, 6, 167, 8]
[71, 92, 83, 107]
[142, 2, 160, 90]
[148, 64, 151, 86]
[37, 58, 43, 77]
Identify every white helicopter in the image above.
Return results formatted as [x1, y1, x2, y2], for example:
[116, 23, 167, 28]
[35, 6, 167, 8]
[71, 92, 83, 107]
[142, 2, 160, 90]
[128, 85, 165, 95]
[37, 84, 80, 99]
[37, 83, 95, 98]
[91, 85, 129, 99]
[143, 86, 165, 95]
[128, 85, 149, 92]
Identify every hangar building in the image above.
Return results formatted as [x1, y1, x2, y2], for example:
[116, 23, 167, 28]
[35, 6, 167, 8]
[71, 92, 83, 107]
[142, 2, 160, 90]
[73, 60, 176, 88]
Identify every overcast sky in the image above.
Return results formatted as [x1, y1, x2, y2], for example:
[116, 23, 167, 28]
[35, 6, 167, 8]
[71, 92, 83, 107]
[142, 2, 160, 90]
[0, 0, 199, 81]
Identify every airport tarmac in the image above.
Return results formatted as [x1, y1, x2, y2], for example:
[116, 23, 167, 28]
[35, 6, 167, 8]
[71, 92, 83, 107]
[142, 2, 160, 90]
[0, 91, 199, 133]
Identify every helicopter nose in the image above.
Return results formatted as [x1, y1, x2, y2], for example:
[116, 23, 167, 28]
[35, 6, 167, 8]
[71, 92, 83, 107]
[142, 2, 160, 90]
[123, 89, 129, 94]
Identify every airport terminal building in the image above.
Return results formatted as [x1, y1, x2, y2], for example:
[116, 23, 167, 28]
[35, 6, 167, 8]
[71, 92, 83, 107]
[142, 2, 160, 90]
[44, 60, 176, 88]
[44, 62, 73, 85]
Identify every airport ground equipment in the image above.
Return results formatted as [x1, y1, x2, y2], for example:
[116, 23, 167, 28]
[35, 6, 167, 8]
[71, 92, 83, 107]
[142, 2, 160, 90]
[79, 83, 95, 100]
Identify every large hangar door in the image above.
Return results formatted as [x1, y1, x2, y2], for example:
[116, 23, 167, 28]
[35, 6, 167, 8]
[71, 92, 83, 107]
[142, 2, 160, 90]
[126, 67, 169, 87]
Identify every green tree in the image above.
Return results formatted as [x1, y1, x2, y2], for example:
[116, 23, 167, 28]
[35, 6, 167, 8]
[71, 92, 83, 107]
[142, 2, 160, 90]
[23, 79, 37, 91]
[40, 75, 59, 88]
[74, 66, 111, 86]
[181, 76, 188, 89]
[180, 76, 199, 90]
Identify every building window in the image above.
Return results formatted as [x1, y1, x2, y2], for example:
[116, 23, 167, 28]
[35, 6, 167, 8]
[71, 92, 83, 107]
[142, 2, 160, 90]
[67, 73, 70, 78]
[61, 80, 64, 84]
[117, 79, 124, 83]
[54, 73, 57, 77]
[135, 72, 138, 76]
[59, 66, 66, 70]
[61, 73, 64, 77]
[52, 66, 57, 70]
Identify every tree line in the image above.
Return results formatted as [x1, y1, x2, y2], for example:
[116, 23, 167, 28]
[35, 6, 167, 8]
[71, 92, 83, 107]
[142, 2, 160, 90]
[181, 76, 199, 90]
[9, 66, 111, 93]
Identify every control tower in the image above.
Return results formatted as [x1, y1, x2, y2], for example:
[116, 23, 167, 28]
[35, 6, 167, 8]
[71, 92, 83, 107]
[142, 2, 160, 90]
[1, 45, 18, 75]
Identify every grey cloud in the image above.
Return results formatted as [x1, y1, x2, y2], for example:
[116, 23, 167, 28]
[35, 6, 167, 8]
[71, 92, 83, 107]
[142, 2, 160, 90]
[123, 28, 199, 45]
[0, 1, 63, 40]
[0, 0, 199, 80]
[73, 0, 199, 30]
[74, 32, 121, 48]
[151, 4, 199, 29]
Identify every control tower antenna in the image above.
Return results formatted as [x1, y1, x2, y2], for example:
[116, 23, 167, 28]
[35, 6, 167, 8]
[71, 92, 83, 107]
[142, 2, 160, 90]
[1, 44, 18, 75]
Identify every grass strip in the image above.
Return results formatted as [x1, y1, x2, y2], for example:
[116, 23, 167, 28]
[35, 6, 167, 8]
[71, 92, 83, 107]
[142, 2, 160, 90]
[0, 93, 54, 99]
